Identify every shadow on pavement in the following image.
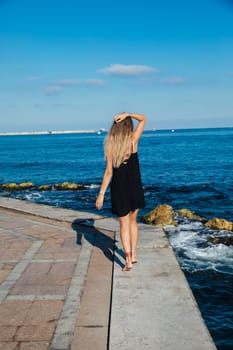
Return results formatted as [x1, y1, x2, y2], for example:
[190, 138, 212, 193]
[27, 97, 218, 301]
[71, 218, 124, 269]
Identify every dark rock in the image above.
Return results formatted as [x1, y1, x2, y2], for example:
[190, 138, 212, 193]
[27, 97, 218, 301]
[210, 236, 233, 246]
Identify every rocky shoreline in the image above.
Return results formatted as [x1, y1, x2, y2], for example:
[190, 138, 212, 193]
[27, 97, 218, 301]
[142, 204, 233, 246]
[0, 181, 86, 191]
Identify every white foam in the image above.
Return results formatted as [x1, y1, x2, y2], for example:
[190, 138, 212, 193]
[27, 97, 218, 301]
[167, 223, 233, 274]
[86, 184, 100, 189]
[178, 222, 204, 231]
[169, 228, 206, 248]
[25, 192, 42, 201]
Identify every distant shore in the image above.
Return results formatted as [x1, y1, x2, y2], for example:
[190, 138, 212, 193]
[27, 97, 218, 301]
[0, 129, 101, 136]
[0, 126, 232, 137]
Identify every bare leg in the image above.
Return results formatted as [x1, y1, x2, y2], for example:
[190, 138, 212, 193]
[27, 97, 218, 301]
[119, 214, 132, 271]
[129, 210, 139, 263]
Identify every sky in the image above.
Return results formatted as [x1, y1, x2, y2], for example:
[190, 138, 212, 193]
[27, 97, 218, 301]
[0, 0, 233, 132]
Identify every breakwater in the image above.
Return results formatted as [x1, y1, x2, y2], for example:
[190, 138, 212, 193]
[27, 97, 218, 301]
[0, 129, 97, 136]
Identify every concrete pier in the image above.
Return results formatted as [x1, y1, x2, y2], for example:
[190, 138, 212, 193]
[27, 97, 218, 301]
[0, 197, 217, 349]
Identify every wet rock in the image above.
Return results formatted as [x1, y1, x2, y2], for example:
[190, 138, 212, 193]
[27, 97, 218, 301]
[18, 182, 34, 189]
[0, 183, 19, 191]
[54, 182, 85, 190]
[210, 236, 233, 246]
[38, 185, 52, 191]
[0, 181, 86, 191]
[142, 204, 176, 226]
[205, 218, 233, 231]
[177, 208, 206, 222]
[0, 182, 34, 190]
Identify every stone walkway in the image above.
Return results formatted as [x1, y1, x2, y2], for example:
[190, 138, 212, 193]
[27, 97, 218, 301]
[0, 197, 217, 350]
[0, 202, 114, 350]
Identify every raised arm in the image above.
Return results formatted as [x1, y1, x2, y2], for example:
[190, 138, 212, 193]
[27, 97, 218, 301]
[130, 113, 146, 144]
[114, 112, 146, 144]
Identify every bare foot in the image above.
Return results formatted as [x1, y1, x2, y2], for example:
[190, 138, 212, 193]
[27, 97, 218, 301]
[122, 262, 132, 271]
[131, 250, 138, 264]
[122, 252, 133, 271]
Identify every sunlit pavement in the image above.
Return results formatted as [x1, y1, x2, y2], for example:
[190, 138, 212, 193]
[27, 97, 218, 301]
[0, 197, 216, 350]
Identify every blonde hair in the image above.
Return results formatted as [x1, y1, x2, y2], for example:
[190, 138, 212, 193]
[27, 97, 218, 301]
[104, 117, 134, 168]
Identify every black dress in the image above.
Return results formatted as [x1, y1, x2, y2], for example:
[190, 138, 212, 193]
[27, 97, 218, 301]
[111, 152, 145, 217]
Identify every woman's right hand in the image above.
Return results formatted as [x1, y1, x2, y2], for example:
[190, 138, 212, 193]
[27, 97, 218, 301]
[114, 112, 130, 123]
[96, 194, 104, 210]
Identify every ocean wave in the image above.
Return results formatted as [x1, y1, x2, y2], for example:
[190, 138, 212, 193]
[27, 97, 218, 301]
[166, 222, 233, 275]
[86, 184, 100, 189]
[22, 192, 43, 201]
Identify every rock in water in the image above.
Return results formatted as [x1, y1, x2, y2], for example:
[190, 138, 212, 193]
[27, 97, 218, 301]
[177, 208, 206, 222]
[0, 182, 33, 190]
[210, 236, 233, 246]
[54, 182, 85, 190]
[0, 183, 19, 190]
[0, 181, 85, 191]
[38, 185, 52, 191]
[61, 182, 80, 190]
[205, 218, 233, 231]
[142, 204, 176, 226]
[18, 182, 34, 189]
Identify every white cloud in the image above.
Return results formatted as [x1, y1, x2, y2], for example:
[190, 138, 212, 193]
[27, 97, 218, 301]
[56, 79, 80, 86]
[44, 86, 63, 95]
[43, 78, 104, 95]
[54, 78, 104, 87]
[84, 79, 105, 86]
[160, 76, 189, 85]
[98, 64, 157, 77]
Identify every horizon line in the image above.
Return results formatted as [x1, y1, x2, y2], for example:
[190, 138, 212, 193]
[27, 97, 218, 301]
[0, 126, 233, 136]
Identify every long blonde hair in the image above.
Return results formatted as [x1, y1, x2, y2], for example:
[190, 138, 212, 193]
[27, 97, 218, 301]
[104, 116, 134, 168]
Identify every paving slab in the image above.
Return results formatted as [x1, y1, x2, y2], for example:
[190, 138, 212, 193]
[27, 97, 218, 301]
[70, 228, 114, 350]
[109, 229, 216, 350]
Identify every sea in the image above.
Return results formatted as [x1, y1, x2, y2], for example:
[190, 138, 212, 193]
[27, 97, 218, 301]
[0, 127, 233, 349]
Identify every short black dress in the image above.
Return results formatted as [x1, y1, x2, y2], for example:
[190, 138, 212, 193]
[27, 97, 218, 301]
[111, 152, 145, 217]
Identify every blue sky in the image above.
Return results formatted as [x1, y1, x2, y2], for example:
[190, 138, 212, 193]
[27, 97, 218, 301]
[0, 0, 233, 131]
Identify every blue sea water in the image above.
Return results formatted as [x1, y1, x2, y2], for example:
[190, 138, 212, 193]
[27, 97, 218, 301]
[0, 127, 233, 349]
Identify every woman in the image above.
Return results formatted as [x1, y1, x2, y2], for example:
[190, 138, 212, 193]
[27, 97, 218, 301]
[96, 112, 146, 271]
